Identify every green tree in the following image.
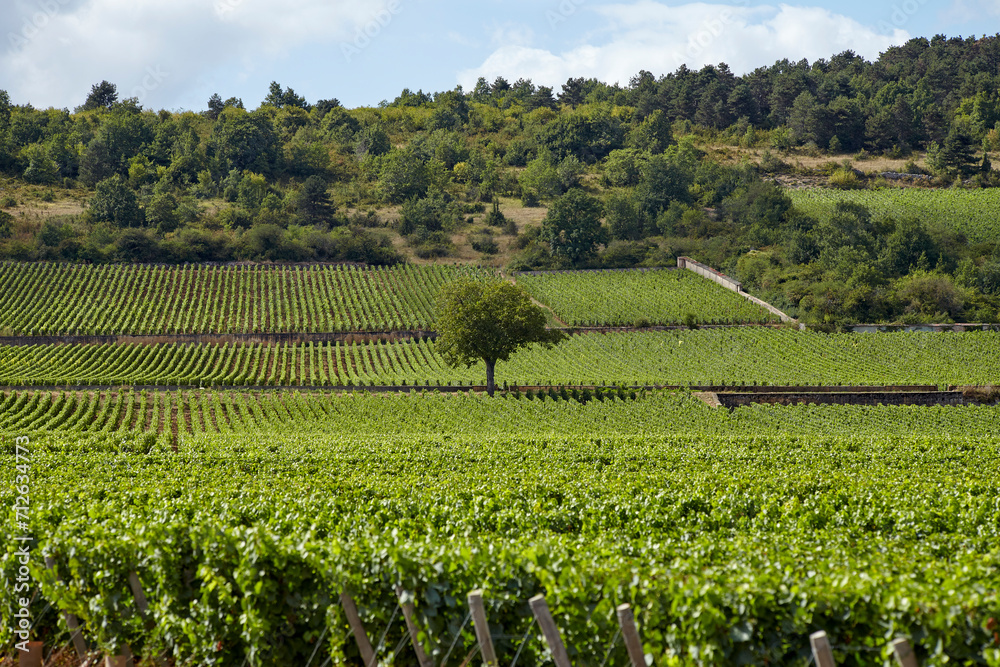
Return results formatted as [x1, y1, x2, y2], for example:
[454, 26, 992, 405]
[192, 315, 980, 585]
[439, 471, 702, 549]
[602, 148, 646, 188]
[605, 190, 646, 241]
[236, 171, 270, 212]
[21, 143, 58, 184]
[295, 175, 335, 224]
[938, 123, 978, 176]
[634, 141, 700, 215]
[145, 192, 180, 233]
[430, 88, 469, 130]
[80, 80, 118, 112]
[375, 148, 435, 203]
[435, 277, 564, 396]
[0, 210, 14, 238]
[627, 109, 673, 153]
[264, 81, 309, 109]
[542, 188, 606, 264]
[356, 124, 390, 158]
[89, 175, 144, 227]
[0, 89, 11, 127]
[211, 107, 279, 174]
[78, 107, 154, 186]
[518, 156, 561, 202]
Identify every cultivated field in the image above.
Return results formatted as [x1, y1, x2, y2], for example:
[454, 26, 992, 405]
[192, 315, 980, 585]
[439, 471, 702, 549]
[0, 263, 481, 335]
[1, 264, 999, 667]
[515, 269, 779, 326]
[786, 187, 1000, 243]
[1, 392, 998, 665]
[1, 329, 998, 388]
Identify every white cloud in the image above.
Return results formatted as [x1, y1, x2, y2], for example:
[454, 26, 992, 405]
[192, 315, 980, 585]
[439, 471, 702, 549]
[448, 31, 480, 48]
[0, 0, 392, 109]
[947, 0, 1000, 20]
[490, 22, 536, 48]
[459, 2, 911, 90]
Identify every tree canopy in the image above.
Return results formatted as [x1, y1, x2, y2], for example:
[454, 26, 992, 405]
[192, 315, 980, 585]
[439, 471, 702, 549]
[435, 277, 564, 395]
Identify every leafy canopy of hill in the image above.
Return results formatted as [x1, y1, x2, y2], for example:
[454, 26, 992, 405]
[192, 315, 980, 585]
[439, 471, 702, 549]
[0, 34, 999, 326]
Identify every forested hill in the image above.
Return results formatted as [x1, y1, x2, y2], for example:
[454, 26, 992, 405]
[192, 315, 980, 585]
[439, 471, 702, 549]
[0, 34, 999, 328]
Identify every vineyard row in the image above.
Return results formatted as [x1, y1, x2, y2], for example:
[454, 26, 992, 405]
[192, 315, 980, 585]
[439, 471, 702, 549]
[1, 328, 999, 388]
[3, 393, 998, 664]
[0, 262, 481, 335]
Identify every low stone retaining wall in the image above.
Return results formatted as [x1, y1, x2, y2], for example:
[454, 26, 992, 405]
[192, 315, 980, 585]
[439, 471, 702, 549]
[676, 257, 799, 326]
[717, 391, 966, 408]
[850, 323, 1000, 333]
[708, 384, 938, 393]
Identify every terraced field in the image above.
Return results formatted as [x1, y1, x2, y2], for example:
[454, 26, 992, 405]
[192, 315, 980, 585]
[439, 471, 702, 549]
[0, 263, 483, 335]
[515, 269, 779, 326]
[1, 329, 997, 388]
[787, 187, 1000, 243]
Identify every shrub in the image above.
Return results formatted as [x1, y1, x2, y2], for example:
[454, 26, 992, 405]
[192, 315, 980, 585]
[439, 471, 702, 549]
[829, 168, 862, 189]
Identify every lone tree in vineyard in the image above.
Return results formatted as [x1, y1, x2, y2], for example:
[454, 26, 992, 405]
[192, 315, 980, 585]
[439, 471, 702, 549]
[436, 277, 564, 396]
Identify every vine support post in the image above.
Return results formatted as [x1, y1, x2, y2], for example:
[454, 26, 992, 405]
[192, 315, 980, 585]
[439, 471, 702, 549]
[339, 593, 375, 667]
[809, 631, 835, 667]
[616, 604, 645, 667]
[44, 556, 88, 659]
[891, 638, 920, 667]
[127, 571, 167, 667]
[528, 594, 571, 667]
[467, 590, 497, 666]
[395, 586, 433, 667]
[19, 641, 43, 667]
[103, 643, 133, 667]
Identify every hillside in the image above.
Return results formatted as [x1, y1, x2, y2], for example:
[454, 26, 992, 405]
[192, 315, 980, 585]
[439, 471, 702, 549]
[2, 34, 1000, 327]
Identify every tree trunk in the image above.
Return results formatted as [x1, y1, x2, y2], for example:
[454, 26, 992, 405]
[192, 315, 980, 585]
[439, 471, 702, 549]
[485, 359, 496, 397]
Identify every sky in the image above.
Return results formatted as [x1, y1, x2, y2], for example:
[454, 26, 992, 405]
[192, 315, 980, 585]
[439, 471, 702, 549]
[1, 0, 998, 112]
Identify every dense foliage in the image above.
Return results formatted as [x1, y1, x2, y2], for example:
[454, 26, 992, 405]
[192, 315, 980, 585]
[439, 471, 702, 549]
[2, 391, 999, 665]
[435, 276, 563, 394]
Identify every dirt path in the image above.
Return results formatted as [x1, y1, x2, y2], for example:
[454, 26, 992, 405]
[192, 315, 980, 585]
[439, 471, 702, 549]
[504, 273, 570, 328]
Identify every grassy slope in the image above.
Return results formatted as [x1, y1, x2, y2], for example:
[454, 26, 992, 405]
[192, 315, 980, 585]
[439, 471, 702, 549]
[4, 143, 997, 268]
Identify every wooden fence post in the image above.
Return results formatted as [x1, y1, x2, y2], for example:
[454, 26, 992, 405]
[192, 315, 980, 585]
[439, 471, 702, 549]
[126, 571, 168, 667]
[339, 593, 375, 667]
[616, 604, 645, 667]
[395, 586, 434, 667]
[809, 631, 835, 667]
[103, 643, 133, 667]
[44, 556, 88, 659]
[891, 638, 920, 667]
[528, 595, 571, 667]
[17, 641, 43, 667]
[467, 590, 498, 666]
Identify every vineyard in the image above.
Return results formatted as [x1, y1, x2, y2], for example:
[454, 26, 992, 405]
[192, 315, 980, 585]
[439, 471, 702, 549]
[0, 262, 796, 337]
[1, 329, 998, 388]
[514, 269, 779, 326]
[786, 187, 1000, 243]
[0, 263, 485, 335]
[1, 391, 999, 666]
[2, 258, 1000, 667]
[3, 387, 1000, 443]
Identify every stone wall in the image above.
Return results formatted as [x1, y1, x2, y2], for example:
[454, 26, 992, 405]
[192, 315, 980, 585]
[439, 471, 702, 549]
[717, 391, 966, 408]
[676, 257, 799, 325]
[850, 324, 1000, 333]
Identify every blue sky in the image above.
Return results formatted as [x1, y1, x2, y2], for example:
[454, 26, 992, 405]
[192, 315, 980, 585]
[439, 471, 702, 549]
[1, 0, 998, 112]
